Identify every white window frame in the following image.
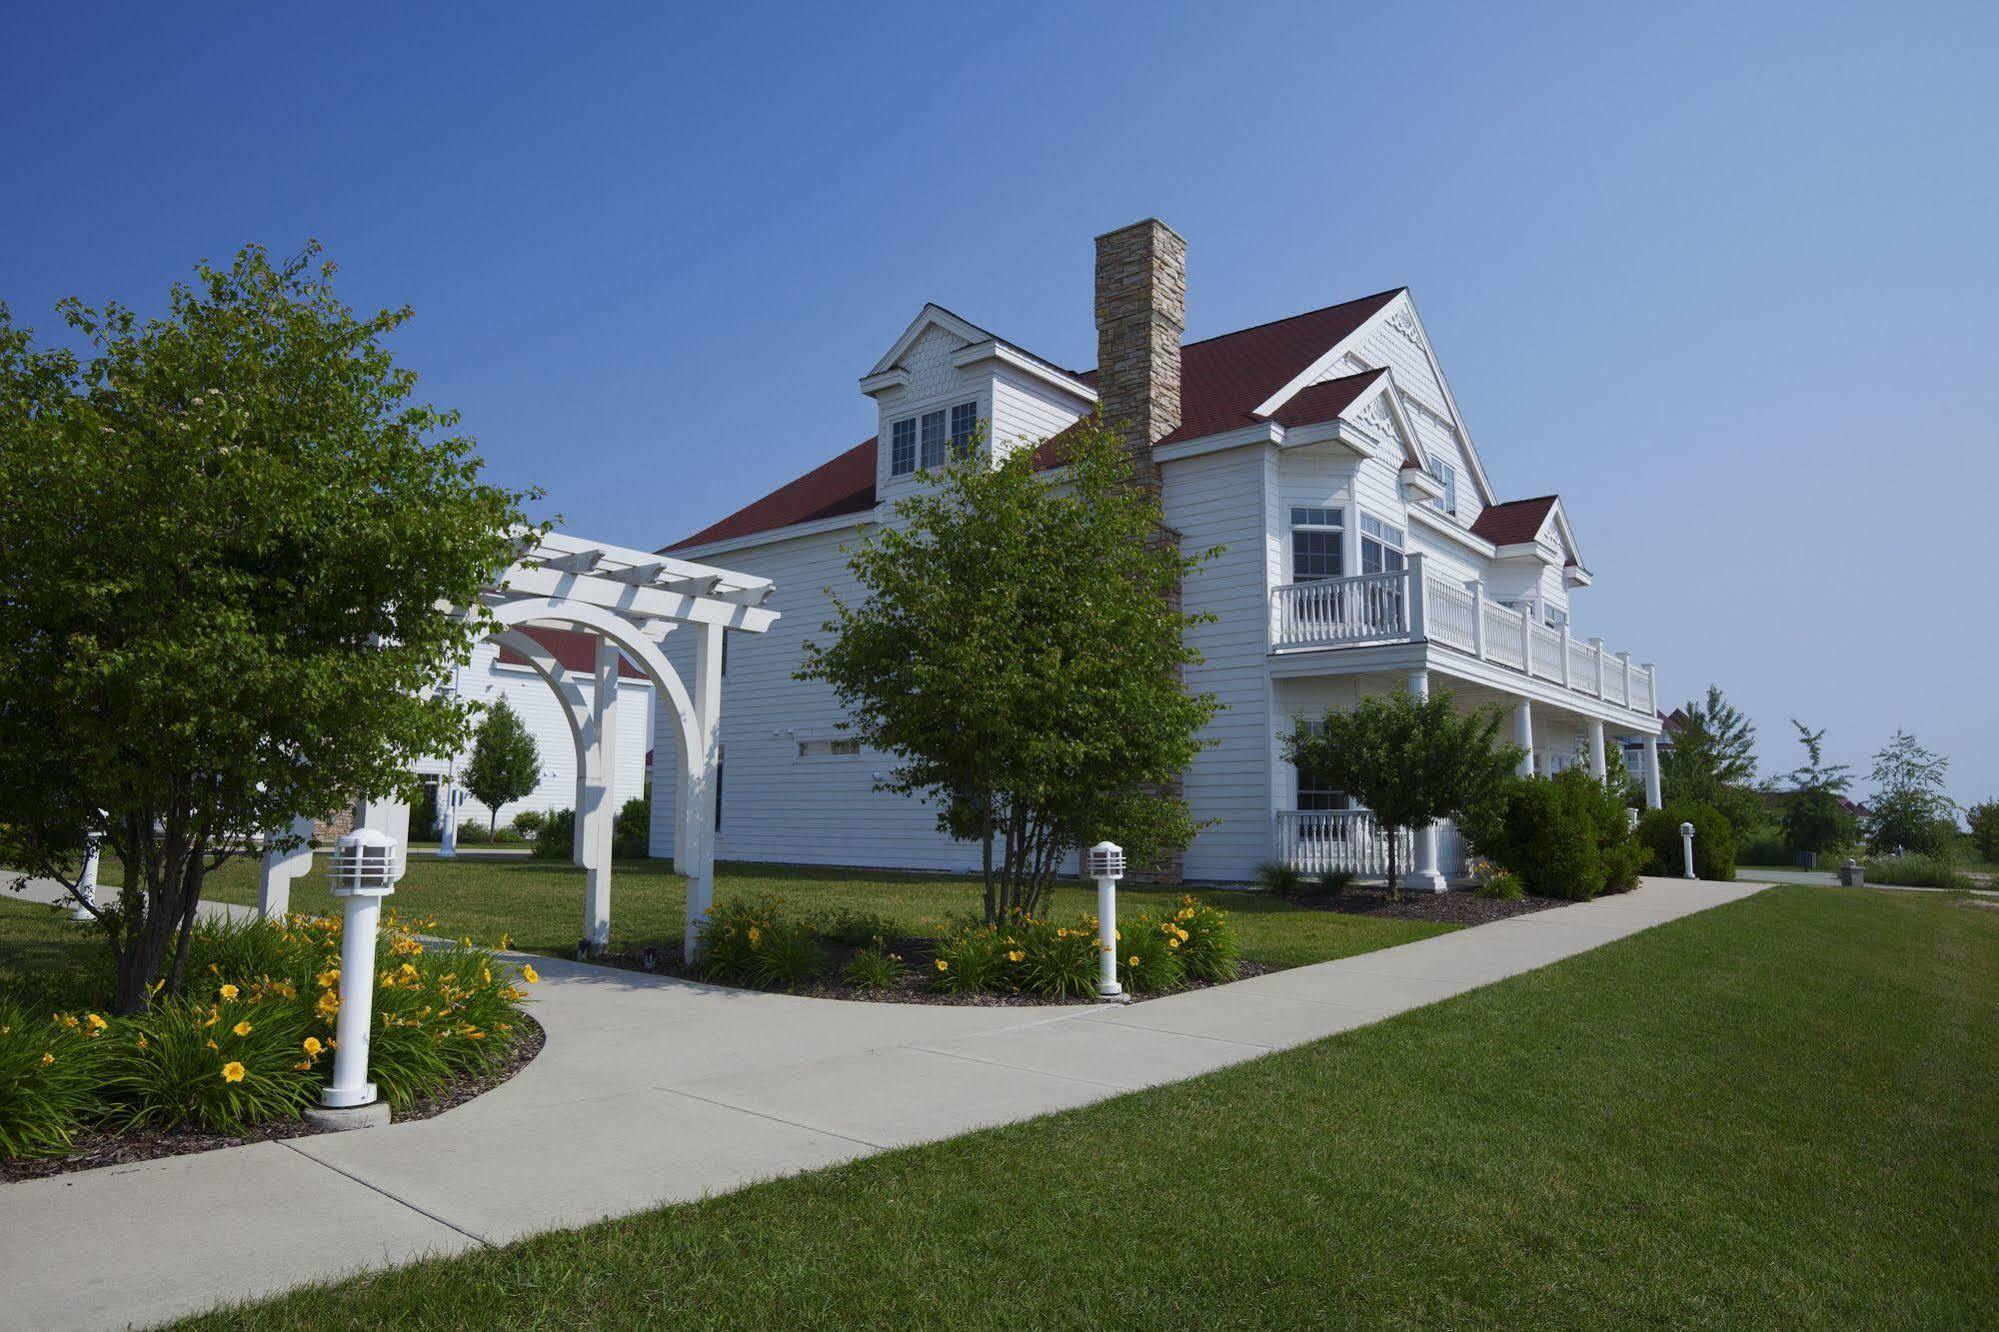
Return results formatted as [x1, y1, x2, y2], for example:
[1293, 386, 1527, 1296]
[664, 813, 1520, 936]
[1426, 456, 1458, 516]
[1288, 506, 1345, 583]
[1360, 513, 1406, 575]
[889, 417, 917, 476]
[796, 736, 862, 761]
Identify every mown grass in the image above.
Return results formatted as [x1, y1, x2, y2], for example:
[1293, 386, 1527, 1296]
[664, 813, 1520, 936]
[109, 855, 1451, 969]
[178, 885, 1998, 1329]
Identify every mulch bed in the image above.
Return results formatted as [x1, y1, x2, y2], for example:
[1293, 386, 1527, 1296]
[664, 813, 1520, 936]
[0, 1015, 545, 1185]
[1274, 884, 1570, 925]
[588, 936, 1279, 1006]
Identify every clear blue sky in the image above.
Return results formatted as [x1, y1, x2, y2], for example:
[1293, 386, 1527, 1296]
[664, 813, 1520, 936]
[7, 2, 1995, 807]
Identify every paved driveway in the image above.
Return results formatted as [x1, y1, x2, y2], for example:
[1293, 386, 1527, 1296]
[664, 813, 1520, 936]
[1, 875, 1766, 1329]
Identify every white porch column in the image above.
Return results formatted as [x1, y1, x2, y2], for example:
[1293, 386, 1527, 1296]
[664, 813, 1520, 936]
[680, 622, 725, 962]
[583, 636, 620, 952]
[1402, 669, 1446, 893]
[1642, 734, 1663, 809]
[1514, 698, 1535, 778]
[1587, 718, 1607, 780]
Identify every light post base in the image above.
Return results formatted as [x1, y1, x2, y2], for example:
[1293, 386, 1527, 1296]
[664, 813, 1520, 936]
[1398, 871, 1449, 895]
[1095, 987, 1130, 1004]
[320, 1080, 378, 1109]
[305, 1101, 391, 1132]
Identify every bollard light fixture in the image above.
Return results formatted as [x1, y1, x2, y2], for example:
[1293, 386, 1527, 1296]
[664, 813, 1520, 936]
[322, 828, 401, 1110]
[1679, 821, 1696, 880]
[1087, 841, 1125, 999]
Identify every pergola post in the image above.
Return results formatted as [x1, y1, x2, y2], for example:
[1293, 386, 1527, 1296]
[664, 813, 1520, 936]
[681, 622, 724, 962]
[582, 635, 620, 953]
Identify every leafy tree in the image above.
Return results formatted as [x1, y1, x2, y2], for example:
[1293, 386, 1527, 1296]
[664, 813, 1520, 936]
[1865, 730, 1957, 856]
[1968, 800, 1999, 864]
[463, 697, 541, 835]
[1779, 719, 1857, 863]
[798, 414, 1220, 923]
[0, 244, 531, 1012]
[1284, 687, 1521, 895]
[1659, 684, 1761, 830]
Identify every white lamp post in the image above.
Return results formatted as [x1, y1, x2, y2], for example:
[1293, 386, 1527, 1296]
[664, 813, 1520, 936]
[1086, 841, 1125, 1000]
[437, 678, 460, 859]
[1679, 821, 1697, 880]
[318, 828, 400, 1123]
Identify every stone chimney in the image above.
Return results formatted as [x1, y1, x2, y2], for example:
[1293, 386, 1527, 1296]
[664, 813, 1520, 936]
[1094, 219, 1186, 496]
[1094, 220, 1189, 885]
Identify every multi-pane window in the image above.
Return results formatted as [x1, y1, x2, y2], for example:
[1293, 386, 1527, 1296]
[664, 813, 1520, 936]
[919, 410, 948, 469]
[797, 738, 861, 758]
[1542, 605, 1568, 629]
[951, 402, 978, 459]
[1289, 506, 1344, 582]
[1360, 514, 1406, 574]
[890, 401, 979, 476]
[1426, 456, 1458, 516]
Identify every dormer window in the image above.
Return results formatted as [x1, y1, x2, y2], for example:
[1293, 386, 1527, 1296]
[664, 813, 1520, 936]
[1425, 457, 1458, 516]
[890, 399, 980, 476]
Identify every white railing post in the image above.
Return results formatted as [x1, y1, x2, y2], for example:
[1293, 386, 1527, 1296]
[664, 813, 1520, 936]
[1405, 554, 1426, 641]
[1519, 603, 1534, 673]
[1618, 651, 1633, 708]
[1591, 636, 1606, 699]
[1468, 580, 1487, 660]
[1640, 662, 1656, 715]
[1558, 624, 1572, 687]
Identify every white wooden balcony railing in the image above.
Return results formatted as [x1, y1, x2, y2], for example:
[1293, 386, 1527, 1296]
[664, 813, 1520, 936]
[1269, 553, 1657, 716]
[1276, 810, 1466, 879]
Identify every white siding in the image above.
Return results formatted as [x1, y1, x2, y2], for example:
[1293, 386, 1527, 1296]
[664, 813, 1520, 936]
[649, 523, 983, 871]
[1164, 445, 1279, 881]
[1336, 295, 1484, 530]
[990, 365, 1085, 463]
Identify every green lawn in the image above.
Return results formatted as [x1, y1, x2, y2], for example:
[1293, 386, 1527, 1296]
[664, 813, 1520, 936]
[98, 855, 1451, 970]
[179, 885, 1998, 1329]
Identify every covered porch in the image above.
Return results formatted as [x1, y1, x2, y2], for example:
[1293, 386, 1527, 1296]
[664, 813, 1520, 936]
[1269, 646, 1664, 891]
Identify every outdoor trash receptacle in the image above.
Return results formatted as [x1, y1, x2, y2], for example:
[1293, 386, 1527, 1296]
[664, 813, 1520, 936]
[1839, 859, 1865, 887]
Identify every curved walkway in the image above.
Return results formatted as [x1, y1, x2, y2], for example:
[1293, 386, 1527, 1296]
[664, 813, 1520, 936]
[1, 876, 1764, 1329]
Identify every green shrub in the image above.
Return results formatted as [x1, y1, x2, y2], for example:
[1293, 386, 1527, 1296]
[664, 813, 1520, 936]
[1862, 855, 1966, 890]
[842, 942, 907, 990]
[1476, 871, 1525, 901]
[1117, 910, 1187, 995]
[1317, 870, 1354, 897]
[530, 808, 575, 860]
[1004, 915, 1103, 1000]
[808, 908, 903, 948]
[454, 821, 492, 845]
[0, 1001, 112, 1157]
[613, 795, 650, 860]
[107, 990, 320, 1133]
[1256, 860, 1303, 896]
[1171, 896, 1241, 983]
[1638, 803, 1737, 882]
[1472, 769, 1640, 901]
[511, 809, 546, 839]
[930, 924, 1013, 994]
[694, 896, 824, 991]
[489, 826, 524, 845]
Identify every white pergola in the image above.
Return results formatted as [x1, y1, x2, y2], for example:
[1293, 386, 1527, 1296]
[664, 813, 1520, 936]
[470, 531, 777, 961]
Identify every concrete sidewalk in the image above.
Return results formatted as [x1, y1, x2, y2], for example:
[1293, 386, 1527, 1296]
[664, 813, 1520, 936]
[0, 876, 1765, 1329]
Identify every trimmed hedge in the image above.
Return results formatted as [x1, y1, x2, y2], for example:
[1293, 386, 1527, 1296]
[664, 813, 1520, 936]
[1469, 769, 1645, 901]
[1638, 803, 1737, 881]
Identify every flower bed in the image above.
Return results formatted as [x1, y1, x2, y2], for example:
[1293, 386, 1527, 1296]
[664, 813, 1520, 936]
[592, 893, 1263, 1005]
[0, 910, 539, 1169]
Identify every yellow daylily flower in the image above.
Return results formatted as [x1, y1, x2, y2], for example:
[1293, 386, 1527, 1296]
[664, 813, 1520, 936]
[221, 1061, 246, 1083]
[520, 964, 540, 984]
[218, 983, 239, 1000]
[232, 1020, 254, 1037]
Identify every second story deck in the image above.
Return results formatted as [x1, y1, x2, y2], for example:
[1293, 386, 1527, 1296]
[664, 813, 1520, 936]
[1269, 554, 1658, 718]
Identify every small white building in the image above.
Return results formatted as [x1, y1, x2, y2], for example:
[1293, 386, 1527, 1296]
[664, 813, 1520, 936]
[411, 627, 652, 836]
[643, 220, 1666, 885]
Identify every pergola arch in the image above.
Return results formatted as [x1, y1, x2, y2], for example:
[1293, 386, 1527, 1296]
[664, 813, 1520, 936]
[470, 533, 777, 960]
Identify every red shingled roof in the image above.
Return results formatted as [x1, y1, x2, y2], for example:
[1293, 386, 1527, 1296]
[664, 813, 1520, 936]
[496, 626, 647, 681]
[671, 437, 878, 550]
[668, 290, 1405, 551]
[1469, 495, 1557, 546]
